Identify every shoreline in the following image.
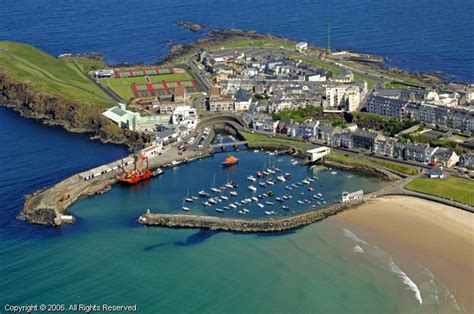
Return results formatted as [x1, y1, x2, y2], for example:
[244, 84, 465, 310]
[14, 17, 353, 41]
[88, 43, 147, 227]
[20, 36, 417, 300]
[333, 196, 474, 313]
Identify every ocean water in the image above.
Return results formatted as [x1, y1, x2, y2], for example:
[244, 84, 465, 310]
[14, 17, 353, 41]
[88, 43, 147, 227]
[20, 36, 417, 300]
[0, 1, 471, 312]
[0, 106, 461, 312]
[0, 0, 473, 82]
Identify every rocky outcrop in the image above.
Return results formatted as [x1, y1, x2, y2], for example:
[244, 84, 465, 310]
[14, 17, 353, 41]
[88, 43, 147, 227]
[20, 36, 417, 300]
[176, 21, 206, 32]
[139, 201, 364, 232]
[0, 73, 152, 151]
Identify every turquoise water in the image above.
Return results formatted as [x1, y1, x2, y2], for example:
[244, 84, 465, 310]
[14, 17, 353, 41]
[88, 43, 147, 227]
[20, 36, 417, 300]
[1, 147, 460, 312]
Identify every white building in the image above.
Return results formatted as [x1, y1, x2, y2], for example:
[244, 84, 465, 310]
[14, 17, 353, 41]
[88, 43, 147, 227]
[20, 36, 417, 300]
[325, 84, 361, 111]
[141, 142, 163, 159]
[102, 103, 141, 131]
[170, 106, 197, 129]
[306, 146, 331, 162]
[296, 42, 308, 52]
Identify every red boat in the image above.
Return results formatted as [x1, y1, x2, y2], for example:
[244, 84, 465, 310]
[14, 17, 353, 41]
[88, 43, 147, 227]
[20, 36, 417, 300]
[222, 155, 239, 167]
[116, 155, 152, 184]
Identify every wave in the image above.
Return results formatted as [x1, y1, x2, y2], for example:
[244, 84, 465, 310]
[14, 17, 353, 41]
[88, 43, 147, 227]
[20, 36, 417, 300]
[341, 227, 423, 306]
[388, 260, 423, 305]
[342, 228, 367, 244]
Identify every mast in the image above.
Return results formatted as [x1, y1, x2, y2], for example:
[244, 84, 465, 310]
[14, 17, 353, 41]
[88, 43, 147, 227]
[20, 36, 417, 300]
[327, 21, 331, 55]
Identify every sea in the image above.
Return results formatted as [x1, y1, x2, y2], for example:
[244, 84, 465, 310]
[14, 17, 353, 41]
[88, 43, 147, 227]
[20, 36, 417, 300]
[0, 1, 472, 312]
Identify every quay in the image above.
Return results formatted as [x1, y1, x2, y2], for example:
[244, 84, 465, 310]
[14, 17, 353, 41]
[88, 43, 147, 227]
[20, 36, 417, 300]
[20, 145, 213, 226]
[138, 200, 364, 233]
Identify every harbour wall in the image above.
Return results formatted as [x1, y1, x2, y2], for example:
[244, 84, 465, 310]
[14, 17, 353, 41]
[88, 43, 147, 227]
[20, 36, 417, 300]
[138, 200, 364, 233]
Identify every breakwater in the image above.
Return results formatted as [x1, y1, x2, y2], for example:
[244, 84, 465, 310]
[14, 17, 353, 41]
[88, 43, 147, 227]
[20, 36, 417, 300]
[138, 200, 364, 232]
[20, 147, 213, 226]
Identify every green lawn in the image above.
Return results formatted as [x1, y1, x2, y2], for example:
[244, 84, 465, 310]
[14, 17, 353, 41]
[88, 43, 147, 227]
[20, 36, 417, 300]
[354, 73, 376, 89]
[292, 56, 341, 75]
[405, 176, 474, 206]
[239, 131, 310, 150]
[384, 81, 414, 89]
[209, 39, 294, 50]
[0, 41, 114, 108]
[326, 152, 371, 166]
[368, 157, 419, 175]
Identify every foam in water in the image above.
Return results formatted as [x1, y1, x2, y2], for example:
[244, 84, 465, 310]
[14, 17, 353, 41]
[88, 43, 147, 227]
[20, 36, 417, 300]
[388, 260, 423, 305]
[342, 228, 423, 306]
[352, 245, 364, 253]
[342, 228, 367, 244]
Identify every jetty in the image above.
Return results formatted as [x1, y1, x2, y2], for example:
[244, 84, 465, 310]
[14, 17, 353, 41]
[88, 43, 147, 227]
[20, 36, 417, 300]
[138, 200, 364, 233]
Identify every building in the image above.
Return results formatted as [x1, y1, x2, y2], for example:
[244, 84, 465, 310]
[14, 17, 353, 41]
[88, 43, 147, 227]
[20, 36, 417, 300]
[367, 94, 409, 119]
[155, 128, 179, 145]
[317, 125, 341, 145]
[234, 88, 252, 111]
[431, 148, 459, 168]
[426, 167, 444, 179]
[325, 84, 361, 111]
[306, 146, 331, 162]
[295, 42, 308, 52]
[170, 106, 197, 129]
[333, 70, 354, 83]
[351, 130, 381, 151]
[459, 154, 474, 169]
[141, 143, 163, 159]
[404, 142, 438, 163]
[102, 103, 141, 131]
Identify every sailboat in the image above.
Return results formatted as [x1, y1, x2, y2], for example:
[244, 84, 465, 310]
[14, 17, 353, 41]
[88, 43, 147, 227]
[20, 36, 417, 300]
[184, 189, 193, 202]
[181, 197, 190, 211]
[210, 174, 221, 193]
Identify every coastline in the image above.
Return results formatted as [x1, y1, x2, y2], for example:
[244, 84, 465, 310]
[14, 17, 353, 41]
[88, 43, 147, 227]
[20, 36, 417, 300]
[333, 196, 474, 313]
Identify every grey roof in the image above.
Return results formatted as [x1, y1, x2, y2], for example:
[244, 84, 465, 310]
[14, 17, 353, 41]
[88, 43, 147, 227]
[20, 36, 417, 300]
[235, 88, 251, 102]
[156, 129, 176, 138]
[111, 107, 127, 117]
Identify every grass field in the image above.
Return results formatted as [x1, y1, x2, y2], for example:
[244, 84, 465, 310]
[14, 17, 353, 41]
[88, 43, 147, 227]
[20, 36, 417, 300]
[326, 152, 371, 166]
[0, 41, 114, 108]
[384, 81, 415, 89]
[368, 157, 419, 175]
[354, 73, 376, 89]
[100, 73, 191, 99]
[405, 176, 474, 206]
[209, 38, 295, 50]
[292, 56, 341, 75]
[239, 131, 310, 150]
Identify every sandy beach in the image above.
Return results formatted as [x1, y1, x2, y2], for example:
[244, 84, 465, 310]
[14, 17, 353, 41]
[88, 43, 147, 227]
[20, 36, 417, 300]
[334, 196, 474, 313]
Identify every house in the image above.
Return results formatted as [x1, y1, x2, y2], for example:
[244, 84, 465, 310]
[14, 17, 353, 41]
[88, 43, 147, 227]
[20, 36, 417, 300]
[334, 131, 353, 148]
[299, 121, 320, 139]
[426, 167, 444, 179]
[458, 154, 474, 169]
[333, 70, 354, 83]
[234, 88, 252, 111]
[351, 130, 382, 151]
[141, 143, 163, 159]
[431, 148, 459, 168]
[404, 142, 438, 163]
[276, 119, 291, 135]
[317, 125, 341, 145]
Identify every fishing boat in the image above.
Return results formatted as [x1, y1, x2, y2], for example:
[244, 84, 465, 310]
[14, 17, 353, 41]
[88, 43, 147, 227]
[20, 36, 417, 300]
[276, 197, 283, 202]
[248, 185, 257, 192]
[308, 187, 314, 192]
[282, 195, 289, 200]
[265, 201, 274, 205]
[259, 181, 266, 187]
[331, 171, 338, 175]
[243, 208, 250, 213]
[210, 174, 221, 193]
[297, 200, 304, 204]
[277, 175, 286, 182]
[302, 179, 310, 185]
[230, 191, 238, 196]
[238, 210, 245, 215]
[265, 211, 272, 215]
[251, 196, 259, 202]
[199, 190, 209, 197]
[257, 203, 264, 208]
[208, 198, 217, 205]
[285, 186, 292, 190]
[222, 155, 239, 167]
[282, 205, 289, 210]
[224, 206, 229, 210]
[262, 171, 269, 176]
[284, 173, 292, 180]
[192, 196, 198, 200]
[202, 201, 210, 206]
[266, 180, 275, 186]
[229, 204, 237, 209]
[115, 155, 151, 184]
[221, 195, 229, 201]
[266, 191, 274, 197]
[215, 208, 224, 213]
[291, 160, 298, 166]
[256, 171, 263, 177]
[317, 193, 322, 197]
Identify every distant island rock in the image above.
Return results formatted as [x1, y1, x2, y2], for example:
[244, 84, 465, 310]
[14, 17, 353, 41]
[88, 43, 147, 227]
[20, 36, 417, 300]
[176, 21, 206, 32]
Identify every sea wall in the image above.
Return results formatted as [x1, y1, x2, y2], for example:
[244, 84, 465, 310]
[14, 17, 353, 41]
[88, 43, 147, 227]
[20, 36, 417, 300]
[323, 159, 399, 181]
[139, 200, 364, 232]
